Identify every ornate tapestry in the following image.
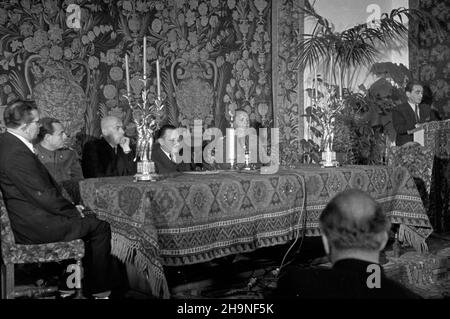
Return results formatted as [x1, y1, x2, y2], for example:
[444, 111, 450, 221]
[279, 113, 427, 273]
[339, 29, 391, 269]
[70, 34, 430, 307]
[80, 165, 432, 298]
[274, 0, 305, 166]
[409, 0, 450, 118]
[0, 0, 277, 154]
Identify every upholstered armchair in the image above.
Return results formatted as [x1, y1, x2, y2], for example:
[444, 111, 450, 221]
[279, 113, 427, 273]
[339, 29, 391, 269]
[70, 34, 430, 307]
[0, 196, 85, 299]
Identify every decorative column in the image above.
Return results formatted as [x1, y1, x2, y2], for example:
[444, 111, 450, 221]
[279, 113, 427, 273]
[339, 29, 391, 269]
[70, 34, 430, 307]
[272, 0, 305, 166]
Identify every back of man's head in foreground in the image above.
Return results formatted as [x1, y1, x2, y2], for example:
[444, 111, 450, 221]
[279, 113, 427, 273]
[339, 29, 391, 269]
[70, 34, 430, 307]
[319, 189, 391, 256]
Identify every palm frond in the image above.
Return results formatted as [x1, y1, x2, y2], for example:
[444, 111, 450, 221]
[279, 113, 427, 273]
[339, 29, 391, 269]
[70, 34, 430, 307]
[300, 0, 334, 36]
[293, 35, 330, 70]
[293, 1, 441, 78]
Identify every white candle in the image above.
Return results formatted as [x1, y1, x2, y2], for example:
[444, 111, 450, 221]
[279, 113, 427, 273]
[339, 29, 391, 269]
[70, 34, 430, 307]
[156, 58, 161, 99]
[143, 36, 147, 79]
[227, 128, 235, 163]
[125, 54, 130, 95]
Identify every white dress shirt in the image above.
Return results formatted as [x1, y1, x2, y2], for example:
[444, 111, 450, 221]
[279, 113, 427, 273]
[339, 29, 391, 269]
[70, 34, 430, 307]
[408, 102, 419, 120]
[161, 147, 173, 162]
[7, 129, 35, 153]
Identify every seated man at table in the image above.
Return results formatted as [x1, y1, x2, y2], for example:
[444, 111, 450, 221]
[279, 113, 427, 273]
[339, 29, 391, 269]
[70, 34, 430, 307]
[203, 109, 279, 173]
[0, 99, 114, 298]
[151, 124, 193, 174]
[35, 117, 84, 203]
[275, 189, 421, 299]
[82, 116, 136, 178]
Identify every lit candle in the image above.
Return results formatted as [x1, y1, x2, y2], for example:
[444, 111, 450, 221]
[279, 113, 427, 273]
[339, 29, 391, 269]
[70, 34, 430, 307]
[156, 58, 161, 99]
[143, 36, 147, 79]
[125, 54, 130, 95]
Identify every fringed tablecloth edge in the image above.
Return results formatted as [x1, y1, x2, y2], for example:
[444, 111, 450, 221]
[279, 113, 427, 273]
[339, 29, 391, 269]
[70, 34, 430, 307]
[111, 233, 170, 299]
[398, 224, 430, 254]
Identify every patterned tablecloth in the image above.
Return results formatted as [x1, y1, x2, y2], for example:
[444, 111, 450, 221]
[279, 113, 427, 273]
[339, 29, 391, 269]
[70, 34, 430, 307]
[79, 165, 433, 298]
[425, 120, 450, 232]
[388, 119, 450, 232]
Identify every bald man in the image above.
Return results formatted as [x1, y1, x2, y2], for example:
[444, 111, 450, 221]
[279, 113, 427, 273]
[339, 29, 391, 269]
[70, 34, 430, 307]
[275, 189, 421, 299]
[82, 116, 136, 178]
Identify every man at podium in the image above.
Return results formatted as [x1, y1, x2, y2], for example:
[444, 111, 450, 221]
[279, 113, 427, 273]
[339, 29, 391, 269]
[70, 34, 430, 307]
[392, 81, 439, 146]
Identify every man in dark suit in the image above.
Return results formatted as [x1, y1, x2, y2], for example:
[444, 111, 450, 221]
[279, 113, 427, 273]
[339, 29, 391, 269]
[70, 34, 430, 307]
[151, 124, 193, 174]
[275, 189, 421, 299]
[392, 81, 438, 146]
[0, 100, 113, 298]
[82, 116, 136, 178]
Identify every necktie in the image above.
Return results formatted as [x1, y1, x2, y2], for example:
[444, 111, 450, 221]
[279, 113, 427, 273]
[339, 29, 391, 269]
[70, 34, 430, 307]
[415, 104, 419, 122]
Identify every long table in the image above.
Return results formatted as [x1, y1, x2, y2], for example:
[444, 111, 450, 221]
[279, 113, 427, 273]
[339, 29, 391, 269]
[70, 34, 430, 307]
[79, 165, 433, 298]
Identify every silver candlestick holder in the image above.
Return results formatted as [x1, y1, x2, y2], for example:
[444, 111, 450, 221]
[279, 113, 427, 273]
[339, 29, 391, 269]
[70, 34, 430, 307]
[242, 144, 251, 171]
[227, 111, 237, 170]
[124, 77, 164, 181]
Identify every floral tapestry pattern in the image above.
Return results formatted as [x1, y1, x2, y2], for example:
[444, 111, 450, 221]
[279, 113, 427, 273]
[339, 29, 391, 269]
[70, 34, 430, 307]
[409, 0, 450, 118]
[276, 0, 304, 166]
[144, 0, 273, 131]
[409, 0, 450, 233]
[0, 0, 274, 148]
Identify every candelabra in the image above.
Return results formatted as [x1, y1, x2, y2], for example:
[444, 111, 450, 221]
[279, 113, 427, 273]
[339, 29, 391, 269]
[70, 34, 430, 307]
[123, 36, 163, 180]
[124, 79, 163, 181]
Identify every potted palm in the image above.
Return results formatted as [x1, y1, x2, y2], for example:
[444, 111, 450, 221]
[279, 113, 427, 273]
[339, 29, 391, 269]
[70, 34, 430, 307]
[296, 0, 442, 164]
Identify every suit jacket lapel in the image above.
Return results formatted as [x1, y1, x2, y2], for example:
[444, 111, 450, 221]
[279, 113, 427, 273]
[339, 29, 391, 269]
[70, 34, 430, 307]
[419, 104, 430, 122]
[404, 103, 416, 124]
